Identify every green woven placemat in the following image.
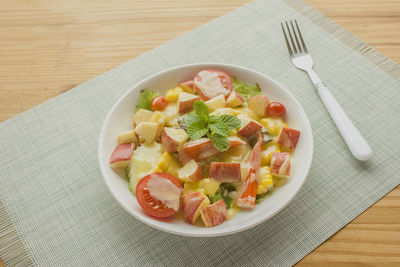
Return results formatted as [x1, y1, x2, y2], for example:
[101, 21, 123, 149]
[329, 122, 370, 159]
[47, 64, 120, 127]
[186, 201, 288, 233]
[1, 0, 399, 266]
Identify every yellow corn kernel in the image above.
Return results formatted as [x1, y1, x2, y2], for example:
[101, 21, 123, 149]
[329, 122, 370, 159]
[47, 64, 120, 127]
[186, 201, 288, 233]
[260, 118, 288, 136]
[198, 179, 221, 196]
[256, 166, 273, 194]
[262, 143, 281, 166]
[156, 152, 180, 177]
[183, 182, 204, 195]
[226, 206, 240, 220]
[165, 87, 183, 103]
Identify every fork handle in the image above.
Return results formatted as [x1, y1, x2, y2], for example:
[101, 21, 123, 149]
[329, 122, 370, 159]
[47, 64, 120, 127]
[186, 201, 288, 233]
[314, 82, 373, 161]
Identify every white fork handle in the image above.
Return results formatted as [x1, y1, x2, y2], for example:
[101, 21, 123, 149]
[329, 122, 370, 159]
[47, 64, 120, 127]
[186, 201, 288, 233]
[315, 82, 373, 161]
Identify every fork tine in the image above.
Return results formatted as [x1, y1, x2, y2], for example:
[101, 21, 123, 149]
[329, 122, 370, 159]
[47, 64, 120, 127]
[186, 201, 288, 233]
[290, 20, 302, 53]
[285, 21, 298, 54]
[295, 20, 308, 53]
[281, 23, 293, 56]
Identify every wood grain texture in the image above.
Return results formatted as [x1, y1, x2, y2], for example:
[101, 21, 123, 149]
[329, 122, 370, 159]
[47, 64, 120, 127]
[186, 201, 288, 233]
[0, 0, 399, 265]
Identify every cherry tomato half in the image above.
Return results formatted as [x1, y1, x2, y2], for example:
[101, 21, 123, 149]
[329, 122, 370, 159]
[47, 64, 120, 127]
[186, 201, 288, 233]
[266, 102, 286, 118]
[136, 172, 182, 218]
[194, 69, 233, 100]
[151, 96, 168, 111]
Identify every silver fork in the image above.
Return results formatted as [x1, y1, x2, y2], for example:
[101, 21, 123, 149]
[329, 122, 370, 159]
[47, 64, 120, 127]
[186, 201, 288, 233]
[281, 20, 372, 161]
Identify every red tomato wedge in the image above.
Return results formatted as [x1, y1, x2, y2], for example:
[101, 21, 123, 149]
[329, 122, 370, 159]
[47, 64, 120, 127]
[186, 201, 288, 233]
[136, 172, 183, 218]
[236, 133, 263, 208]
[267, 102, 286, 118]
[193, 69, 233, 100]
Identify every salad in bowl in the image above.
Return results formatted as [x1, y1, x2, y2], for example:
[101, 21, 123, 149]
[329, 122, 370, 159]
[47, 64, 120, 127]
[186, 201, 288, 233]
[107, 68, 302, 228]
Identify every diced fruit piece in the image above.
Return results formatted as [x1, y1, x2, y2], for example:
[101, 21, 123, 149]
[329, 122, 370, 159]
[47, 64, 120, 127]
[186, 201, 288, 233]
[161, 103, 179, 124]
[151, 96, 168, 111]
[271, 152, 291, 177]
[165, 87, 183, 103]
[161, 127, 188, 152]
[129, 143, 164, 192]
[226, 91, 245, 108]
[205, 95, 225, 112]
[182, 191, 210, 224]
[277, 127, 300, 150]
[117, 130, 137, 144]
[267, 102, 286, 118]
[182, 137, 246, 161]
[247, 95, 270, 117]
[209, 162, 241, 183]
[150, 111, 166, 138]
[109, 143, 135, 168]
[178, 80, 195, 94]
[183, 179, 221, 196]
[178, 148, 192, 164]
[262, 143, 281, 165]
[156, 152, 181, 177]
[200, 199, 227, 227]
[237, 114, 262, 138]
[194, 70, 233, 100]
[177, 160, 203, 182]
[136, 172, 183, 218]
[133, 109, 154, 126]
[260, 117, 288, 136]
[178, 92, 201, 114]
[256, 166, 273, 194]
[236, 133, 263, 208]
[135, 122, 159, 144]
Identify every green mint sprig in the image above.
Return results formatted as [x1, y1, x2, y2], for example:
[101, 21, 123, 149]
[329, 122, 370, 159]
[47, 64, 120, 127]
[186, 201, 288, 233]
[184, 100, 241, 152]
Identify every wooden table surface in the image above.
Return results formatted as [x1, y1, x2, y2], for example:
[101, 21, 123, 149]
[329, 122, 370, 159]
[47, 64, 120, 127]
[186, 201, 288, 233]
[0, 0, 399, 265]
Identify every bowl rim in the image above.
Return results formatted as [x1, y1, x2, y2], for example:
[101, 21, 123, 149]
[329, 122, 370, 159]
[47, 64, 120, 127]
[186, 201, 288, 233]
[98, 63, 314, 237]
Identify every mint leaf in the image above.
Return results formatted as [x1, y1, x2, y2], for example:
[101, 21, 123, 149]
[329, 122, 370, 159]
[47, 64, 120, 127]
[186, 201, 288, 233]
[184, 112, 197, 127]
[187, 121, 208, 140]
[193, 100, 209, 123]
[135, 89, 159, 111]
[209, 121, 229, 137]
[210, 133, 230, 152]
[219, 114, 241, 129]
[232, 77, 261, 99]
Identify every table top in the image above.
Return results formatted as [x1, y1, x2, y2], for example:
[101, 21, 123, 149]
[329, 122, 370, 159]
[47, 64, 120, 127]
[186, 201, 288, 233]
[0, 0, 399, 265]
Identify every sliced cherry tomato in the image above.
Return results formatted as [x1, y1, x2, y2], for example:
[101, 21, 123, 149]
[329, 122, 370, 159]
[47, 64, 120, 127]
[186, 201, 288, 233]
[136, 172, 182, 218]
[151, 96, 168, 111]
[266, 102, 286, 118]
[193, 69, 233, 100]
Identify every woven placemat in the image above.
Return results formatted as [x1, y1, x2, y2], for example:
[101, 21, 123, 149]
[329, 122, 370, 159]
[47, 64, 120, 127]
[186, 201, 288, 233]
[1, 0, 399, 266]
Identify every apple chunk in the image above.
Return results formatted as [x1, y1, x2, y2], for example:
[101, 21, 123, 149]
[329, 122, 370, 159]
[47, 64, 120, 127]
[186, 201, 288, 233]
[177, 160, 203, 182]
[135, 122, 159, 144]
[182, 137, 246, 161]
[247, 95, 270, 117]
[182, 191, 210, 224]
[270, 152, 291, 177]
[209, 162, 241, 183]
[226, 91, 245, 108]
[161, 127, 188, 152]
[133, 109, 154, 127]
[178, 92, 200, 114]
[200, 199, 227, 227]
[109, 143, 135, 168]
[277, 127, 300, 150]
[178, 80, 195, 94]
[237, 114, 262, 138]
[117, 130, 137, 144]
[205, 95, 225, 112]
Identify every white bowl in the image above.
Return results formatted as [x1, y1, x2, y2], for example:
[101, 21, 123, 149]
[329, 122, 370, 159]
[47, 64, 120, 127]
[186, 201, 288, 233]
[98, 63, 313, 237]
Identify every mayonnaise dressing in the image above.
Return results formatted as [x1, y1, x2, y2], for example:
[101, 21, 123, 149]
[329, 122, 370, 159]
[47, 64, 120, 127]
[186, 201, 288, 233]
[196, 71, 229, 98]
[146, 174, 182, 211]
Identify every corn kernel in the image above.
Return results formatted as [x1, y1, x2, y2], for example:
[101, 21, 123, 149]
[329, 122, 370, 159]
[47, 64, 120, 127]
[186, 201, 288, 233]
[165, 87, 183, 103]
[260, 118, 288, 136]
[262, 143, 281, 165]
[198, 178, 221, 196]
[256, 166, 274, 194]
[156, 152, 180, 177]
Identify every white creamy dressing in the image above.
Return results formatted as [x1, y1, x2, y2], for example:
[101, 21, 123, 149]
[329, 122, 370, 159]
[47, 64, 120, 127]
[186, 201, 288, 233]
[196, 71, 229, 98]
[146, 174, 182, 211]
